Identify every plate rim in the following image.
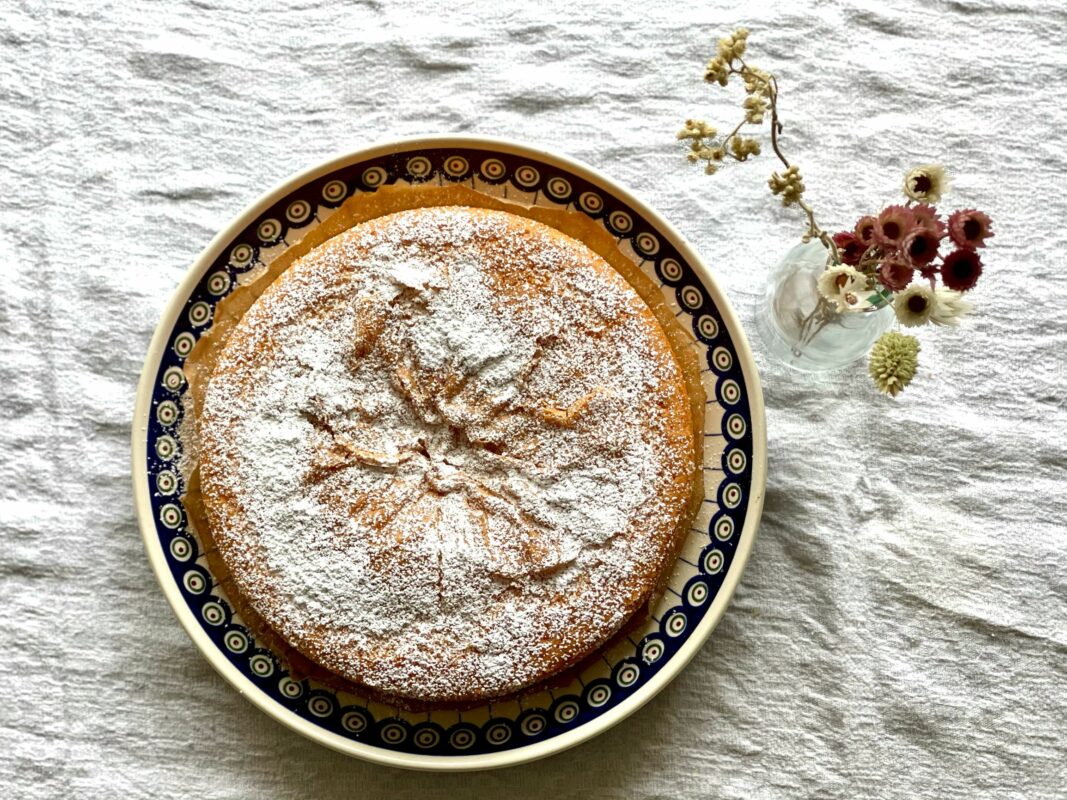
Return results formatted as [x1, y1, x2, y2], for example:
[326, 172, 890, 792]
[131, 134, 767, 771]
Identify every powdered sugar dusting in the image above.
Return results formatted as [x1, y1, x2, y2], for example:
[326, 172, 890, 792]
[198, 207, 695, 703]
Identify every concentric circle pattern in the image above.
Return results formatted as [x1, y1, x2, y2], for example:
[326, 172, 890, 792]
[137, 142, 761, 766]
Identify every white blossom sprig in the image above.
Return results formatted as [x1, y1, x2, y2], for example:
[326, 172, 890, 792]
[678, 28, 836, 259]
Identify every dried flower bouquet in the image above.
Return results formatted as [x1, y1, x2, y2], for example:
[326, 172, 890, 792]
[679, 28, 994, 396]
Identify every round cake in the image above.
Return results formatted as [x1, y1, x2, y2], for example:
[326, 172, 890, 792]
[198, 205, 697, 705]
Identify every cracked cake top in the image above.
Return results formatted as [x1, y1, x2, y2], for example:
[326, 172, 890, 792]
[197, 206, 696, 704]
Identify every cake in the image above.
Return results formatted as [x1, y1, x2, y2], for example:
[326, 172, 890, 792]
[197, 205, 698, 705]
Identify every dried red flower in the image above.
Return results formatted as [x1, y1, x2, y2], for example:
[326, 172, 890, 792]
[948, 209, 994, 249]
[910, 204, 946, 237]
[941, 248, 984, 291]
[832, 231, 866, 266]
[901, 228, 941, 266]
[874, 205, 915, 251]
[854, 215, 878, 247]
[878, 259, 914, 292]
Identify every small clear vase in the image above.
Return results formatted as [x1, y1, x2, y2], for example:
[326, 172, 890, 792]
[755, 239, 893, 373]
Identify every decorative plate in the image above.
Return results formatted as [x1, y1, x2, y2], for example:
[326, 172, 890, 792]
[132, 136, 766, 770]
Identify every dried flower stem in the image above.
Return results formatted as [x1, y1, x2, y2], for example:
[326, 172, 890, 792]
[764, 76, 834, 258]
[680, 30, 839, 264]
[792, 298, 835, 356]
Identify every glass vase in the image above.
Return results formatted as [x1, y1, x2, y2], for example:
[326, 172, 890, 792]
[755, 239, 893, 373]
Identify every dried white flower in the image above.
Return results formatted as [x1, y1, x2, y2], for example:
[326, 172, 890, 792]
[818, 265, 868, 312]
[903, 164, 949, 204]
[928, 287, 972, 326]
[894, 284, 936, 327]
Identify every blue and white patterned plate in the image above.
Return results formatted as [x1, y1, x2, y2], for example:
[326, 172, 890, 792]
[132, 136, 766, 770]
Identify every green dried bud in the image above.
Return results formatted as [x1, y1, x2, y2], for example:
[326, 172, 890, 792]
[869, 331, 921, 396]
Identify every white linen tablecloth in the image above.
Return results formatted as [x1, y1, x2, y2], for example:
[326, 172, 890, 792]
[2, 1, 1065, 797]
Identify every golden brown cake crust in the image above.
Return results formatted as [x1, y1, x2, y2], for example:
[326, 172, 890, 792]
[198, 206, 696, 705]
